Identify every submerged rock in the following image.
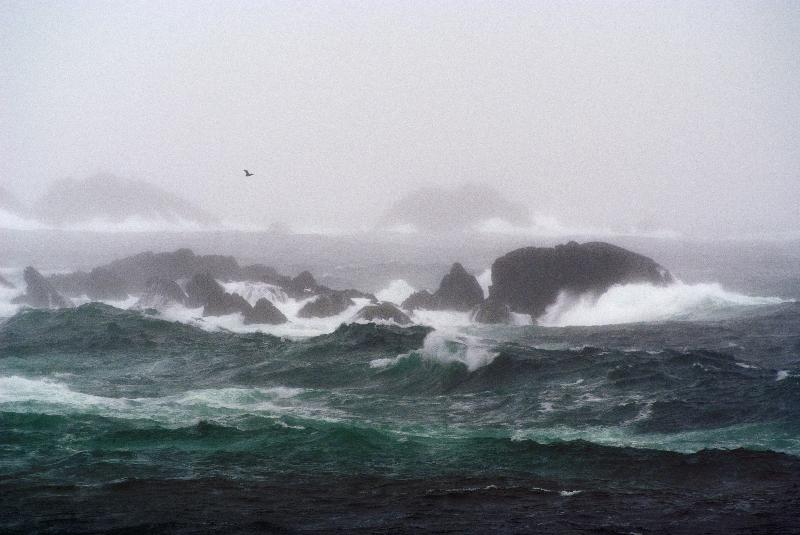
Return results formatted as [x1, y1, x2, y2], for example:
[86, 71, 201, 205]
[134, 278, 187, 309]
[245, 298, 288, 325]
[471, 297, 512, 324]
[353, 302, 412, 325]
[297, 292, 355, 318]
[12, 267, 73, 308]
[489, 241, 673, 318]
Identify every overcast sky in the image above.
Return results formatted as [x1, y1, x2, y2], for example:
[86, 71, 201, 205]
[1, 0, 798, 237]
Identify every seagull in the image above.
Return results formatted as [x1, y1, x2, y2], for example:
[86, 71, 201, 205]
[243, 169, 254, 177]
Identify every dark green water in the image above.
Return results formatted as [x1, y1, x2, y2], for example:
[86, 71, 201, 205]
[1, 303, 800, 533]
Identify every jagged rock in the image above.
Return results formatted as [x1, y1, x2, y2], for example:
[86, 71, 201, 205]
[433, 262, 484, 311]
[283, 271, 322, 298]
[185, 273, 226, 308]
[134, 278, 187, 309]
[203, 291, 252, 318]
[401, 290, 437, 311]
[400, 263, 483, 312]
[0, 274, 14, 289]
[471, 297, 512, 324]
[297, 292, 355, 318]
[489, 241, 674, 318]
[353, 302, 412, 325]
[12, 267, 73, 308]
[244, 298, 288, 325]
[103, 249, 240, 291]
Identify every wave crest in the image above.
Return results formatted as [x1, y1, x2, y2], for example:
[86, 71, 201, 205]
[539, 281, 787, 327]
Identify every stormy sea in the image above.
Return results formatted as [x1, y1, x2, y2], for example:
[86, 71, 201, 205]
[1, 255, 799, 534]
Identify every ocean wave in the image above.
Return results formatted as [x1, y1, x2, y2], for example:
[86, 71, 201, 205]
[375, 279, 416, 304]
[0, 375, 340, 426]
[539, 281, 788, 327]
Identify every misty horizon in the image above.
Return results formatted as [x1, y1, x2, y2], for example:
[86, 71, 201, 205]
[2, 1, 799, 239]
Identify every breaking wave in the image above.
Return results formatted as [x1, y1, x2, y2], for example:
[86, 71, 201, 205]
[539, 281, 788, 327]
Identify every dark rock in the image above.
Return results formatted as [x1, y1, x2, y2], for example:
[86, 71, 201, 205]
[245, 298, 288, 325]
[433, 262, 484, 311]
[0, 274, 14, 289]
[283, 271, 322, 298]
[85, 267, 128, 300]
[471, 297, 512, 324]
[103, 248, 240, 292]
[184, 273, 226, 308]
[489, 241, 673, 318]
[203, 292, 252, 318]
[134, 278, 187, 309]
[239, 264, 287, 285]
[400, 263, 483, 312]
[401, 290, 436, 311]
[12, 267, 73, 308]
[297, 292, 355, 318]
[353, 302, 412, 325]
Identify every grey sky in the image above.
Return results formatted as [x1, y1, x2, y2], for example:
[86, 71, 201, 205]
[1, 0, 798, 236]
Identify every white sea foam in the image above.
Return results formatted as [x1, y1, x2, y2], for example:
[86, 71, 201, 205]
[375, 279, 416, 305]
[539, 281, 787, 327]
[0, 375, 341, 425]
[477, 268, 491, 299]
[220, 281, 288, 305]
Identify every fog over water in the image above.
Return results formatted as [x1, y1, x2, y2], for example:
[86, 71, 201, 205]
[2, 1, 799, 238]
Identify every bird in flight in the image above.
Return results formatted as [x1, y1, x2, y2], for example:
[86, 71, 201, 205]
[243, 169, 254, 177]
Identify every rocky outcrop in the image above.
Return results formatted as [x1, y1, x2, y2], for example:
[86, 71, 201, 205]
[401, 290, 437, 311]
[12, 267, 73, 308]
[133, 278, 187, 309]
[489, 241, 673, 318]
[106, 249, 240, 291]
[471, 297, 512, 324]
[401, 263, 483, 312]
[245, 298, 288, 325]
[283, 271, 323, 298]
[0, 274, 14, 289]
[203, 291, 252, 318]
[433, 263, 484, 311]
[85, 268, 128, 300]
[184, 272, 287, 324]
[184, 273, 226, 308]
[353, 302, 412, 325]
[297, 292, 355, 318]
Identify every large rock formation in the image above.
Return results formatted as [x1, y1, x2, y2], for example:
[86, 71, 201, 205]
[401, 263, 484, 312]
[489, 241, 673, 318]
[401, 290, 436, 311]
[353, 302, 412, 325]
[184, 273, 287, 324]
[185, 273, 226, 308]
[31, 173, 220, 228]
[133, 278, 187, 309]
[85, 268, 128, 300]
[433, 263, 484, 311]
[298, 292, 355, 318]
[12, 267, 73, 308]
[246, 298, 288, 325]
